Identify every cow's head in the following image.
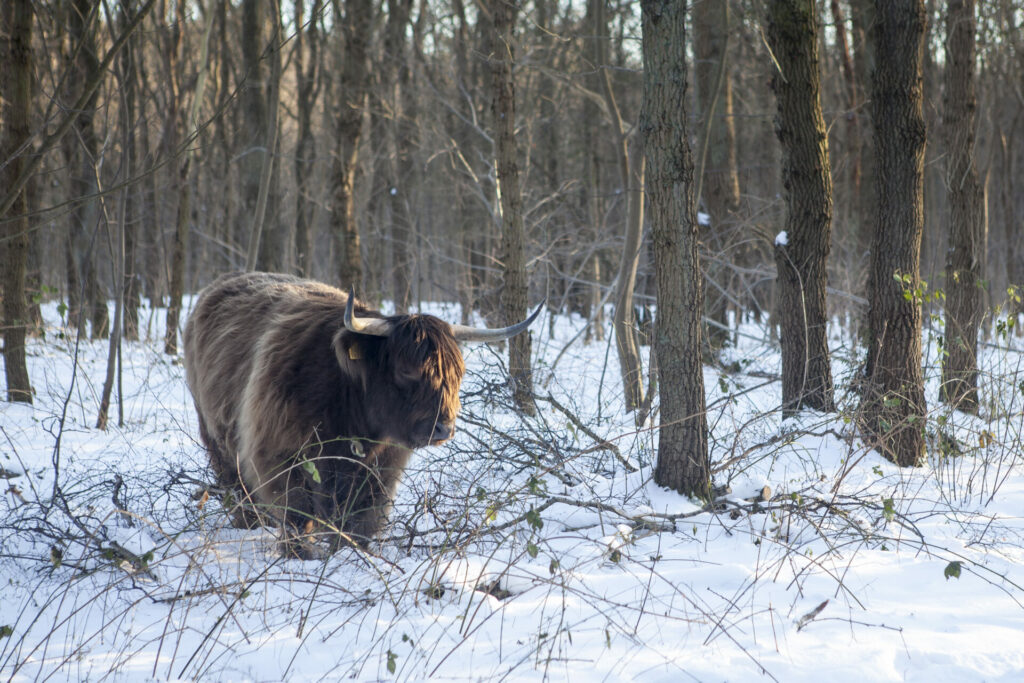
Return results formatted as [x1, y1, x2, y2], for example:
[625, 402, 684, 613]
[333, 289, 542, 449]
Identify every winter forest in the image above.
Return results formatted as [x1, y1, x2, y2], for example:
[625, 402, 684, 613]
[2, 0, 1024, 680]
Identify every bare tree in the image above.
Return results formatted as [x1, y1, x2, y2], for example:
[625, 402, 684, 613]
[64, 0, 109, 339]
[488, 0, 535, 415]
[330, 0, 374, 289]
[293, 0, 323, 277]
[165, 0, 213, 354]
[381, 0, 416, 313]
[766, 0, 836, 415]
[860, 0, 928, 467]
[250, 0, 284, 273]
[694, 0, 740, 352]
[588, 0, 646, 416]
[641, 0, 710, 498]
[1, 0, 34, 403]
[939, 0, 985, 413]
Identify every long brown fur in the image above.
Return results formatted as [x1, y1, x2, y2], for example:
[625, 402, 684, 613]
[183, 272, 465, 548]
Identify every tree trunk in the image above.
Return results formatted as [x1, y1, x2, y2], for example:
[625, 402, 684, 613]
[641, 0, 710, 499]
[860, 0, 927, 467]
[294, 0, 321, 278]
[766, 0, 836, 415]
[120, 3, 140, 341]
[489, 0, 534, 415]
[163, 0, 188, 355]
[694, 0, 740, 352]
[253, 0, 285, 272]
[330, 0, 373, 289]
[238, 0, 271, 270]
[65, 0, 109, 340]
[849, 0, 876, 296]
[1, 0, 34, 403]
[592, 0, 645, 415]
[384, 0, 415, 313]
[939, 0, 985, 413]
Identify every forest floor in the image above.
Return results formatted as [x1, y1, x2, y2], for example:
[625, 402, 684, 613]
[2, 299, 1023, 682]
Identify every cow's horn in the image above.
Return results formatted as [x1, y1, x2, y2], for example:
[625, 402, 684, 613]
[451, 300, 545, 343]
[344, 286, 394, 336]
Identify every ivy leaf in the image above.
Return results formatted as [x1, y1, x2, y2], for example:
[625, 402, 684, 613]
[944, 561, 962, 580]
[301, 459, 321, 484]
[525, 507, 544, 531]
[882, 497, 895, 523]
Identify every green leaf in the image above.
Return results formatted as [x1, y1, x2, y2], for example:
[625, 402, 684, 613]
[527, 542, 539, 559]
[944, 561, 962, 580]
[485, 503, 499, 524]
[387, 650, 397, 674]
[525, 507, 544, 531]
[882, 497, 895, 523]
[301, 459, 321, 484]
[548, 558, 560, 574]
[0, 625, 12, 639]
[527, 474, 546, 495]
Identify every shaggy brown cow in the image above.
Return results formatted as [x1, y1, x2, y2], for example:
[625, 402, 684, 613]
[183, 272, 541, 553]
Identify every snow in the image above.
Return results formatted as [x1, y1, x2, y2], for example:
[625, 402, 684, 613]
[2, 301, 1024, 682]
[698, 211, 711, 227]
[775, 230, 788, 246]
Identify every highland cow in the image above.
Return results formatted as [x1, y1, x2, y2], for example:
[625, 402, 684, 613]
[183, 271, 541, 553]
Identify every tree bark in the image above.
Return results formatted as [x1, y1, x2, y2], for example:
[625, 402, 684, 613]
[330, 0, 373, 289]
[65, 0, 109, 340]
[641, 0, 710, 499]
[939, 0, 985, 413]
[766, 0, 836, 415]
[592, 0, 645, 415]
[1, 0, 34, 403]
[294, 0, 322, 277]
[694, 0, 740, 352]
[489, 0, 535, 415]
[860, 0, 928, 467]
[253, 0, 284, 272]
[383, 0, 416, 313]
[121, 11, 141, 341]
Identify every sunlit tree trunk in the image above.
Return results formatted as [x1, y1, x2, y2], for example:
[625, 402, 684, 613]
[65, 0, 109, 339]
[330, 0, 373, 289]
[488, 0, 534, 415]
[383, 0, 415, 313]
[766, 0, 836, 415]
[1, 0, 34, 402]
[939, 0, 985, 413]
[641, 0, 710, 499]
[694, 0, 740, 353]
[294, 0, 322, 278]
[590, 0, 645, 415]
[860, 0, 927, 467]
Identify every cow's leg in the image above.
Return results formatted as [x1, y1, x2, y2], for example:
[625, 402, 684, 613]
[335, 446, 412, 549]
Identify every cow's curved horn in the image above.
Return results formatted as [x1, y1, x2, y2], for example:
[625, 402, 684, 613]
[344, 286, 394, 336]
[451, 300, 545, 343]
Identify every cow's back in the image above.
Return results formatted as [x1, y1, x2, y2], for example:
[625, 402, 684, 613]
[183, 272, 307, 482]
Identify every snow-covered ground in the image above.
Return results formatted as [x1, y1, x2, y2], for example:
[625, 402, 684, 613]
[2, 299, 1023, 682]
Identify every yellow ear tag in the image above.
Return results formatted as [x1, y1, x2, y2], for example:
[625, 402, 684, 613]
[348, 342, 364, 360]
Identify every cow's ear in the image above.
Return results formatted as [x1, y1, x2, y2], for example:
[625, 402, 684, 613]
[332, 329, 369, 388]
